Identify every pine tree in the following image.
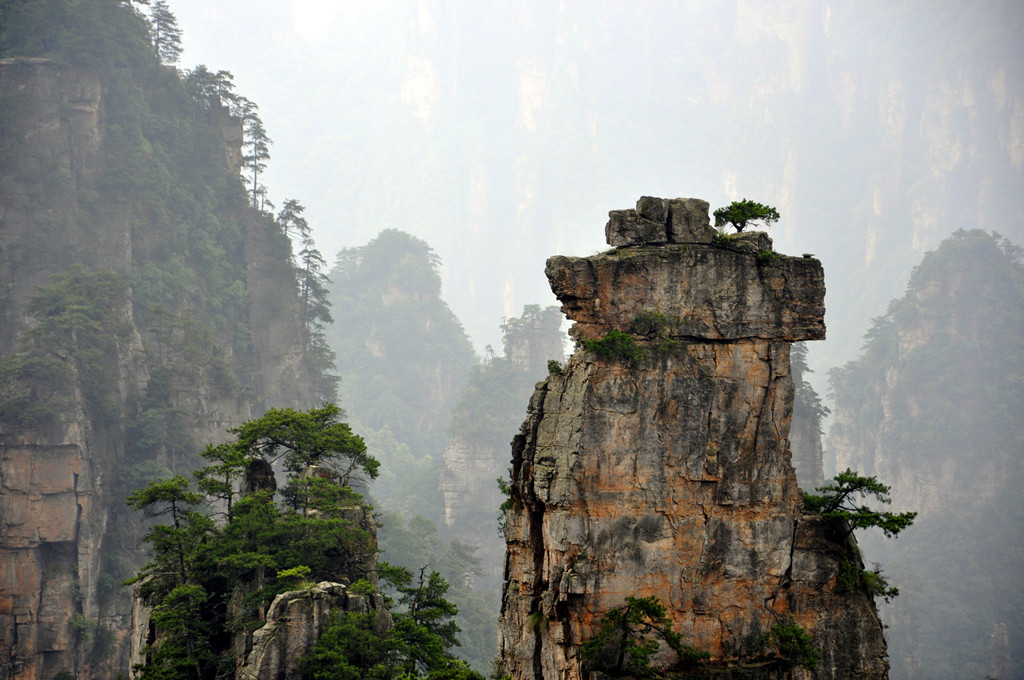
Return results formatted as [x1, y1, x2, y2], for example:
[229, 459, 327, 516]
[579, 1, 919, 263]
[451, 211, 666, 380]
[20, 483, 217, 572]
[149, 0, 182, 65]
[239, 99, 271, 209]
[183, 65, 238, 113]
[278, 200, 338, 402]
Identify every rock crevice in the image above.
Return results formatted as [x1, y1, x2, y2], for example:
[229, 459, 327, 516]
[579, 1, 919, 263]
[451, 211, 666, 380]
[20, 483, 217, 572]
[497, 197, 887, 679]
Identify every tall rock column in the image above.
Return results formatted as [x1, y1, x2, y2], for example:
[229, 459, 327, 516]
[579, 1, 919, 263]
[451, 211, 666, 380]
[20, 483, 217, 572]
[497, 197, 887, 679]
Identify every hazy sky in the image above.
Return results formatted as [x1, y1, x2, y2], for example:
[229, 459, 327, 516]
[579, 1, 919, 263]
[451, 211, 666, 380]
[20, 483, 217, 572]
[166, 0, 1024, 365]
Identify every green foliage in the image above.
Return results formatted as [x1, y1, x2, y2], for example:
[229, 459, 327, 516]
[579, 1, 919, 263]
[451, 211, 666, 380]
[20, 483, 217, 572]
[630, 311, 671, 338]
[802, 468, 917, 539]
[0, 267, 132, 427]
[349, 578, 377, 596]
[584, 330, 643, 362]
[712, 199, 780, 233]
[127, 407, 381, 680]
[581, 596, 708, 676]
[837, 560, 900, 603]
[299, 565, 484, 680]
[300, 609, 393, 680]
[229, 404, 377, 484]
[240, 99, 272, 209]
[759, 619, 820, 670]
[496, 477, 513, 536]
[377, 513, 494, 674]
[756, 249, 780, 265]
[859, 566, 899, 603]
[277, 565, 314, 590]
[283, 199, 338, 403]
[546, 359, 563, 376]
[148, 1, 182, 65]
[69, 612, 94, 639]
[0, 0, 153, 73]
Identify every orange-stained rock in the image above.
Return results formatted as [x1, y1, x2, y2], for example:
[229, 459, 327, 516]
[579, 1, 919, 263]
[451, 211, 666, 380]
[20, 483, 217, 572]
[497, 198, 886, 680]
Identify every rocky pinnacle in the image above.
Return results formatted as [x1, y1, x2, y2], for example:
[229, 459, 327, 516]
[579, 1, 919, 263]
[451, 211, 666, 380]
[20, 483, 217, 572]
[496, 197, 887, 679]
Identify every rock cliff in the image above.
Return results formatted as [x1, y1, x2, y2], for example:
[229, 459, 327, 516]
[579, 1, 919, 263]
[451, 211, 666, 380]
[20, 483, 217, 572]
[0, 58, 316, 680]
[828, 230, 1024, 680]
[236, 582, 391, 680]
[497, 197, 887, 679]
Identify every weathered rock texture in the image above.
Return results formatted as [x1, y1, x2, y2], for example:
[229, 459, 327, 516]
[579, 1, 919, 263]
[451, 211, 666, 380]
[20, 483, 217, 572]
[236, 582, 391, 680]
[0, 59, 316, 680]
[497, 198, 887, 679]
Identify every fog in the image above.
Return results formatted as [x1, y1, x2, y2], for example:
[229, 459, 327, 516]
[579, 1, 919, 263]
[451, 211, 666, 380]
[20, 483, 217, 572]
[168, 0, 1024, 380]
[1, 2, 1021, 678]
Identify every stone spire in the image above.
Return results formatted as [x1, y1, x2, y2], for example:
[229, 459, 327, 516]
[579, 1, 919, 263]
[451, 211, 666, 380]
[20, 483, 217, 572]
[496, 197, 887, 679]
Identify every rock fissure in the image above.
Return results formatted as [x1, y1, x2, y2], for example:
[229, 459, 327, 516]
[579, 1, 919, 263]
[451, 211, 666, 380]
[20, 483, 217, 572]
[498, 197, 886, 680]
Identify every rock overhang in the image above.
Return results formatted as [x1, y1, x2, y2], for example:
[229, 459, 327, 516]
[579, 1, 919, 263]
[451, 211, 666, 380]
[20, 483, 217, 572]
[550, 196, 825, 343]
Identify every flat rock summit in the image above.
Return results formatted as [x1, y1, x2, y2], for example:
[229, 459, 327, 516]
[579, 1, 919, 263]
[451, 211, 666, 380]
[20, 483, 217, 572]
[496, 197, 887, 679]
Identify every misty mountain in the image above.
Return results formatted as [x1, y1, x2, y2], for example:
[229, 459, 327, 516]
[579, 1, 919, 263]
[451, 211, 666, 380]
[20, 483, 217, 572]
[170, 0, 1024, 382]
[828, 229, 1024, 680]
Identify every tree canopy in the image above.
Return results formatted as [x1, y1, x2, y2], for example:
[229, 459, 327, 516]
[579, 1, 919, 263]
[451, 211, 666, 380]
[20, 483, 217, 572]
[127, 406, 379, 680]
[712, 199, 780, 232]
[802, 469, 917, 539]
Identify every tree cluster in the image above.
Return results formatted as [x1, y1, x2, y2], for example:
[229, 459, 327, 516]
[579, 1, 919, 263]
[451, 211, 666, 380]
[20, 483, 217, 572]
[278, 199, 338, 403]
[301, 565, 484, 680]
[126, 406, 382, 680]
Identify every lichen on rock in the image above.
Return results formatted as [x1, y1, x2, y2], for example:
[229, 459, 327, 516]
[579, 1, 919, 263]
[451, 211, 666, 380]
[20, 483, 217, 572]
[497, 197, 887, 680]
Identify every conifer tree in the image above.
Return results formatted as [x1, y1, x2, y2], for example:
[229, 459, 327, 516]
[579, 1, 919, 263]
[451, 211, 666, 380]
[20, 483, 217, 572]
[149, 0, 182, 65]
[183, 65, 238, 113]
[277, 199, 338, 402]
[239, 99, 271, 209]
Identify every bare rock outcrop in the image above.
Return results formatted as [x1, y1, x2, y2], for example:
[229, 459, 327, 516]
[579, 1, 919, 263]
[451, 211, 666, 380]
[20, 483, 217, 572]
[497, 197, 887, 679]
[236, 582, 391, 680]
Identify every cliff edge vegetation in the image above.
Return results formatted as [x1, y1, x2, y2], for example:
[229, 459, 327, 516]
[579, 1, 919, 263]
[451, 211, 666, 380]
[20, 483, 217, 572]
[0, 2, 332, 678]
[497, 197, 889, 680]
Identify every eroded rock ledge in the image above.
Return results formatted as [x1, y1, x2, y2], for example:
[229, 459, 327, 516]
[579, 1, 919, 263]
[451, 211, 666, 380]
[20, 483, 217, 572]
[497, 197, 886, 680]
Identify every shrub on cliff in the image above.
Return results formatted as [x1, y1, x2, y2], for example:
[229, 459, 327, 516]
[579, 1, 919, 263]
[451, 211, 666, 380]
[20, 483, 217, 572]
[713, 199, 780, 233]
[760, 619, 820, 671]
[581, 596, 708, 676]
[802, 468, 917, 539]
[583, 329, 643, 362]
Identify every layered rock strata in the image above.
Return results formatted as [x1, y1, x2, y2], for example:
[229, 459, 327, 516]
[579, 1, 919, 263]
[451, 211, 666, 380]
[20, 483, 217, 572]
[497, 197, 887, 679]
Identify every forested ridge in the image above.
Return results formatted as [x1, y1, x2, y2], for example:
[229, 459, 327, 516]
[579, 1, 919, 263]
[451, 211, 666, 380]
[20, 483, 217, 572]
[0, 1, 346, 678]
[829, 229, 1024, 680]
[3, 2, 1019, 680]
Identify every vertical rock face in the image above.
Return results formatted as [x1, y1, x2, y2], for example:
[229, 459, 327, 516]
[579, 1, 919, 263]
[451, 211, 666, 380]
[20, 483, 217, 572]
[0, 59, 316, 680]
[497, 198, 887, 679]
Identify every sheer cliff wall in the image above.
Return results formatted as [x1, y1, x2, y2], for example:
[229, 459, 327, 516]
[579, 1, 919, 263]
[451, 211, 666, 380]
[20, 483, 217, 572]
[0, 59, 314, 680]
[497, 197, 887, 679]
